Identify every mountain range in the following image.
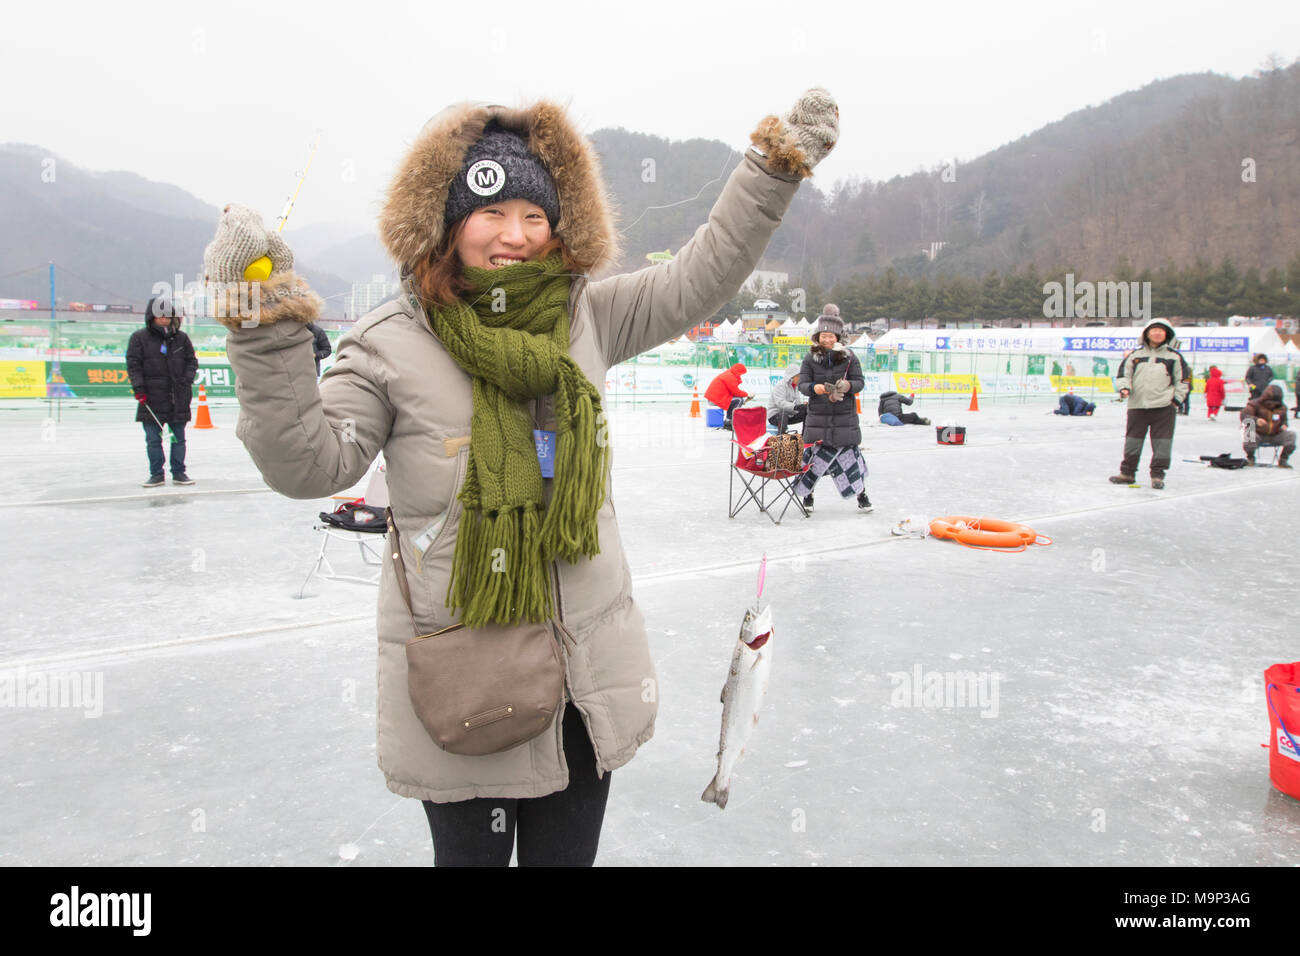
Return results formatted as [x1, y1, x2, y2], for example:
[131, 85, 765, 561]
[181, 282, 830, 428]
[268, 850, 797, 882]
[1, 61, 1296, 318]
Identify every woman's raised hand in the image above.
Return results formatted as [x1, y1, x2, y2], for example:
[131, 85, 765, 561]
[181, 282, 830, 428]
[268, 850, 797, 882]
[782, 88, 839, 170]
[203, 203, 295, 284]
[750, 88, 839, 179]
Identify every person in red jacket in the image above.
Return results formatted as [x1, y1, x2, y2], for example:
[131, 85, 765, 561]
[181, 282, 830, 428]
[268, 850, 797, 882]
[704, 362, 750, 430]
[1204, 366, 1225, 420]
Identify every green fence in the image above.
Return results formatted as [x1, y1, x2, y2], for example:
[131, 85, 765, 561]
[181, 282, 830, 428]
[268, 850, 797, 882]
[2, 318, 1292, 408]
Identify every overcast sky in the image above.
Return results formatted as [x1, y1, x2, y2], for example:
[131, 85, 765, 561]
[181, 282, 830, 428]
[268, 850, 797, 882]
[4, 0, 1296, 238]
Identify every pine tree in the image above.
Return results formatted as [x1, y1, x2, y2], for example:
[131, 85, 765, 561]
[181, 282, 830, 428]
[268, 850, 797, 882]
[979, 271, 1005, 320]
[1205, 257, 1241, 318]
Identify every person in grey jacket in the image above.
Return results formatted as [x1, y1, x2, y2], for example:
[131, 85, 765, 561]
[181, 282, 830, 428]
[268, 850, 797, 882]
[306, 321, 332, 376]
[794, 306, 871, 512]
[208, 92, 838, 866]
[1109, 318, 1190, 489]
[767, 363, 807, 433]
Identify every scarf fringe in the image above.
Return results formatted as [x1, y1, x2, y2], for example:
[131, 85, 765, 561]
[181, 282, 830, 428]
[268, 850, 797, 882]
[446, 505, 552, 628]
[540, 387, 608, 561]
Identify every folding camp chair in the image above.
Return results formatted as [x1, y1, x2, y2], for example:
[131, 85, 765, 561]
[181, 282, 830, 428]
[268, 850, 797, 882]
[298, 462, 390, 596]
[727, 406, 819, 524]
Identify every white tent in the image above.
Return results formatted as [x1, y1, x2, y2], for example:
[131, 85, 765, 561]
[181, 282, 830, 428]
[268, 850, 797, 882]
[712, 319, 741, 343]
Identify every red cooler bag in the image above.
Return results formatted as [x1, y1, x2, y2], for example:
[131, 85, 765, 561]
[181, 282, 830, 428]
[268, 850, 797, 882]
[1265, 663, 1300, 800]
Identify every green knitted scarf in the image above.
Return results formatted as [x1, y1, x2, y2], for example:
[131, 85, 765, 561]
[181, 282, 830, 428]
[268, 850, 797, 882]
[424, 253, 607, 627]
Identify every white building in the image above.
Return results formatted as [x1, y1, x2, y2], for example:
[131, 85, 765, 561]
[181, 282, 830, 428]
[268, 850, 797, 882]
[350, 275, 395, 319]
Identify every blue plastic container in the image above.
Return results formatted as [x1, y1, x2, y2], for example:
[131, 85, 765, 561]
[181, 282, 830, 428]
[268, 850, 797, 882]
[706, 407, 725, 428]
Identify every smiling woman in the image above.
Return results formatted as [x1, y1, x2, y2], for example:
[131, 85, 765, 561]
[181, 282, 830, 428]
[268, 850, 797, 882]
[214, 92, 839, 866]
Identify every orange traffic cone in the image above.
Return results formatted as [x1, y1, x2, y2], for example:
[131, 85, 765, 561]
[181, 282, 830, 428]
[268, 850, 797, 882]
[855, 393, 862, 414]
[194, 384, 215, 429]
[968, 385, 980, 412]
[689, 385, 700, 418]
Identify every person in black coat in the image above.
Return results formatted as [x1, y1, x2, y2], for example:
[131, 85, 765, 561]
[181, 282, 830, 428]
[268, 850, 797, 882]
[307, 321, 332, 376]
[126, 296, 198, 487]
[792, 305, 872, 512]
[1245, 353, 1274, 399]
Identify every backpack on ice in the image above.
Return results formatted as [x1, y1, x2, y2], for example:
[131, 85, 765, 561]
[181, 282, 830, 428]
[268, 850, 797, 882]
[1199, 453, 1247, 470]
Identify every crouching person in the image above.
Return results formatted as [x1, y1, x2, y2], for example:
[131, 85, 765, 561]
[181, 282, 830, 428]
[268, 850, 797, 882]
[878, 390, 928, 426]
[705, 362, 750, 432]
[1054, 392, 1095, 416]
[1241, 384, 1295, 468]
[768, 364, 808, 433]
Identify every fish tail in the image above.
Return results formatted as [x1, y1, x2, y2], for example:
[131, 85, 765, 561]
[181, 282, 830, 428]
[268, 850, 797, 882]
[701, 778, 728, 809]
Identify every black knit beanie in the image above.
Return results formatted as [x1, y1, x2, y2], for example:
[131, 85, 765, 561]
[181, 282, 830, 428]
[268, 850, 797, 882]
[444, 124, 561, 229]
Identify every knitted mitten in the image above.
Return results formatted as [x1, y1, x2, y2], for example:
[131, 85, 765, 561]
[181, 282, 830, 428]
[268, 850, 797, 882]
[749, 88, 839, 179]
[203, 203, 321, 330]
[203, 203, 292, 283]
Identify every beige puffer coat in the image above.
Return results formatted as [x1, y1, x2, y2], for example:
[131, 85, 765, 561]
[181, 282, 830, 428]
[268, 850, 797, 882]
[224, 102, 805, 801]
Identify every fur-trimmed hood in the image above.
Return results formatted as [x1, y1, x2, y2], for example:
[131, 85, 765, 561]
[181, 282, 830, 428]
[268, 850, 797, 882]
[380, 102, 620, 277]
[1140, 317, 1178, 349]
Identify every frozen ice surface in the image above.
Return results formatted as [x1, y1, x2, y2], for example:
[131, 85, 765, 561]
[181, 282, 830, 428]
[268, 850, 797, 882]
[2, 397, 1298, 866]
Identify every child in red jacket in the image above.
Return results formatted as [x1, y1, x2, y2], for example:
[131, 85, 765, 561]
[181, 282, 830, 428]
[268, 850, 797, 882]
[1205, 366, 1225, 420]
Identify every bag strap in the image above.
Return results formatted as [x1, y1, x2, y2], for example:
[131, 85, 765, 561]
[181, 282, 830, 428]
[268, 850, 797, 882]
[385, 508, 421, 639]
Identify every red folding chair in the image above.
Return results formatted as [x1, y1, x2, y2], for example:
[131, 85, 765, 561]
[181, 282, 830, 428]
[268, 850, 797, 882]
[727, 406, 819, 524]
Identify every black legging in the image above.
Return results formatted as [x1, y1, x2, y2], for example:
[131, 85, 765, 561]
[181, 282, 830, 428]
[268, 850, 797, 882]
[421, 702, 612, 866]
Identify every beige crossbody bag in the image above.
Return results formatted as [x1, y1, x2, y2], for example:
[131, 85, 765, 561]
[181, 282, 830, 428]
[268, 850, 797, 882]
[386, 509, 564, 756]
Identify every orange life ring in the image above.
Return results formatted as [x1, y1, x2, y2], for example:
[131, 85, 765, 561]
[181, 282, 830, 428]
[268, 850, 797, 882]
[928, 515, 1051, 551]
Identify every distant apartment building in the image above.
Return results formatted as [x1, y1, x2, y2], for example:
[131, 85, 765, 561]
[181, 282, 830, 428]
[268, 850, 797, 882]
[350, 275, 395, 319]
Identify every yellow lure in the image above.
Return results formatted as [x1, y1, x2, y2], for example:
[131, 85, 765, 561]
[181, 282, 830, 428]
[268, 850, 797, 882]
[243, 256, 273, 281]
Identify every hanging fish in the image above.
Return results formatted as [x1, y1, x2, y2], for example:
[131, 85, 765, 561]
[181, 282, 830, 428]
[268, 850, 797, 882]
[701, 558, 773, 810]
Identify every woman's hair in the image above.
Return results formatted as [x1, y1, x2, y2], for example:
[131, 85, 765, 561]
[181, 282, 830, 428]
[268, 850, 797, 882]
[412, 220, 583, 309]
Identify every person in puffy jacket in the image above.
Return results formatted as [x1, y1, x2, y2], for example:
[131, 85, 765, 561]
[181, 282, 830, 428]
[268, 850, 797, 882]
[1109, 318, 1190, 489]
[1204, 366, 1225, 420]
[878, 390, 928, 426]
[1053, 392, 1095, 416]
[211, 91, 839, 866]
[704, 362, 750, 430]
[1245, 353, 1274, 399]
[767, 363, 806, 433]
[1240, 384, 1294, 467]
[793, 305, 871, 512]
[125, 296, 198, 487]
